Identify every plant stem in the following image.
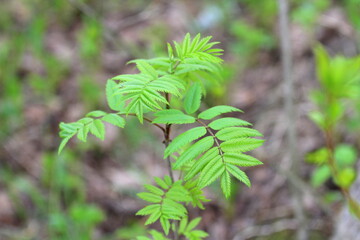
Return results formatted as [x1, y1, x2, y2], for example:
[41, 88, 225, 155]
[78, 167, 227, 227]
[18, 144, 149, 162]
[162, 92, 179, 240]
[163, 93, 174, 182]
[125, 113, 166, 132]
[196, 119, 225, 164]
[324, 127, 359, 216]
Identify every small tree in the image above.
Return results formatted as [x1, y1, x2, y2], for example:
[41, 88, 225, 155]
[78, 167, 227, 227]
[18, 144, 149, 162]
[58, 33, 264, 239]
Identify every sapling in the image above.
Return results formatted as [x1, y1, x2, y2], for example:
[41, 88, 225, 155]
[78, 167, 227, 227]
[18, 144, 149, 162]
[308, 45, 360, 218]
[58, 33, 264, 239]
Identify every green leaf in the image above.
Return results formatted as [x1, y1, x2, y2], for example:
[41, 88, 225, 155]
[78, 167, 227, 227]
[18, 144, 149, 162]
[164, 126, 207, 158]
[311, 165, 331, 187]
[224, 153, 263, 167]
[221, 171, 232, 198]
[188, 230, 209, 238]
[336, 168, 356, 189]
[113, 73, 148, 82]
[86, 110, 107, 117]
[208, 117, 251, 130]
[335, 144, 357, 168]
[59, 122, 82, 134]
[149, 230, 170, 240]
[89, 119, 105, 140]
[173, 136, 215, 169]
[166, 185, 191, 202]
[144, 184, 165, 196]
[148, 77, 183, 97]
[183, 182, 210, 210]
[102, 114, 125, 128]
[137, 192, 162, 203]
[167, 43, 174, 59]
[221, 138, 264, 153]
[106, 79, 124, 111]
[198, 157, 225, 188]
[58, 136, 73, 154]
[154, 177, 170, 190]
[186, 217, 202, 232]
[136, 60, 158, 79]
[184, 82, 202, 114]
[136, 204, 161, 216]
[216, 127, 263, 141]
[226, 164, 251, 187]
[198, 105, 243, 120]
[153, 109, 196, 124]
[163, 176, 172, 186]
[77, 123, 90, 142]
[160, 217, 170, 235]
[308, 111, 325, 129]
[182, 33, 191, 57]
[178, 217, 188, 234]
[173, 33, 223, 63]
[77, 117, 93, 125]
[145, 209, 161, 225]
[161, 198, 187, 217]
[184, 147, 219, 180]
[58, 122, 81, 154]
[305, 148, 329, 165]
[189, 34, 201, 53]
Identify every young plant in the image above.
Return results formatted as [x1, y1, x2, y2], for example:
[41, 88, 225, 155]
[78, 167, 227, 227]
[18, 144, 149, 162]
[58, 33, 264, 239]
[308, 45, 360, 217]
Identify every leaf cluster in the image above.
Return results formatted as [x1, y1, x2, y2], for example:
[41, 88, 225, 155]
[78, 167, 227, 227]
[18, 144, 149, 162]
[58, 111, 125, 153]
[58, 33, 265, 238]
[162, 105, 264, 198]
[136, 176, 209, 236]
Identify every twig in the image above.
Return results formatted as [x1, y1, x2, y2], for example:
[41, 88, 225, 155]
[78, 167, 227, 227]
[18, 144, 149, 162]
[125, 113, 166, 133]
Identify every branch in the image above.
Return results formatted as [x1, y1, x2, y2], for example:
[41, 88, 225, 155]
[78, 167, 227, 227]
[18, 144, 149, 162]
[125, 113, 166, 133]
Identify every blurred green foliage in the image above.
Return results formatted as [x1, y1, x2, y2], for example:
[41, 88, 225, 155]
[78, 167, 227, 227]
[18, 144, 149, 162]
[291, 0, 330, 27]
[230, 20, 275, 59]
[0, 0, 360, 239]
[344, 0, 360, 30]
[307, 45, 360, 213]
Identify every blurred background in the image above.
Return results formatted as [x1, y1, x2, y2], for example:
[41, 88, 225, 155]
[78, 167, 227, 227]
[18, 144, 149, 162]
[1, 0, 360, 239]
